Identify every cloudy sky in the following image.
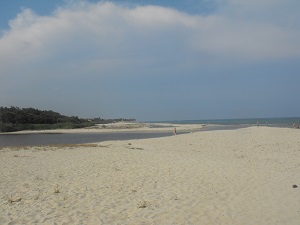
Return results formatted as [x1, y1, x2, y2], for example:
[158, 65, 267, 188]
[0, 0, 300, 121]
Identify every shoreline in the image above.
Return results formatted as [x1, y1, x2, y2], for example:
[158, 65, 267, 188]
[0, 123, 253, 148]
[1, 119, 297, 136]
[0, 122, 203, 135]
[0, 122, 202, 148]
[1, 122, 297, 148]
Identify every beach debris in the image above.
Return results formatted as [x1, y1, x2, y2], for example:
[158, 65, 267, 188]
[138, 200, 147, 208]
[54, 184, 61, 193]
[293, 185, 298, 188]
[7, 194, 22, 203]
[125, 144, 144, 150]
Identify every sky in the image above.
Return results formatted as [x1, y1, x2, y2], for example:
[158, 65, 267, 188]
[0, 0, 300, 121]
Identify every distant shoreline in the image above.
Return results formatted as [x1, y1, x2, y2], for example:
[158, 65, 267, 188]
[0, 123, 252, 148]
[0, 122, 201, 135]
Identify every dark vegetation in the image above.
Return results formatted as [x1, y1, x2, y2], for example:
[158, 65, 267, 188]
[90, 117, 136, 124]
[0, 106, 135, 132]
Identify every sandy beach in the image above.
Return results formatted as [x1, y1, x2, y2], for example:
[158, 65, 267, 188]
[4, 122, 203, 134]
[0, 126, 299, 224]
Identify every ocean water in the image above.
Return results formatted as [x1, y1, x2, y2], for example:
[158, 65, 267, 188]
[156, 117, 300, 128]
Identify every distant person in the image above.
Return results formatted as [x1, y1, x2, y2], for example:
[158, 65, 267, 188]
[256, 121, 259, 126]
[173, 127, 177, 135]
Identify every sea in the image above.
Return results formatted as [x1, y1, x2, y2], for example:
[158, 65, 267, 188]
[153, 117, 300, 128]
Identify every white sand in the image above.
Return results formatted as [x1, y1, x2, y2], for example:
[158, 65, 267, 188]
[7, 122, 202, 134]
[0, 126, 300, 224]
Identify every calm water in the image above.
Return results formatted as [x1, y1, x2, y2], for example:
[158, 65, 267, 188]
[0, 125, 247, 147]
[0, 132, 174, 148]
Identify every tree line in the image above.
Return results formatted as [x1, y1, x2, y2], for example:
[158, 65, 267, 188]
[0, 106, 135, 132]
[91, 117, 136, 124]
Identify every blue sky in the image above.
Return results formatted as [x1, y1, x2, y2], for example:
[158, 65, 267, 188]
[0, 0, 300, 121]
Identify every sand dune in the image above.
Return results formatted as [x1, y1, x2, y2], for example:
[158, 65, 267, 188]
[1, 126, 299, 224]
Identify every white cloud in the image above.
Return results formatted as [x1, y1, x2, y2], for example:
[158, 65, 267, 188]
[0, 0, 299, 80]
